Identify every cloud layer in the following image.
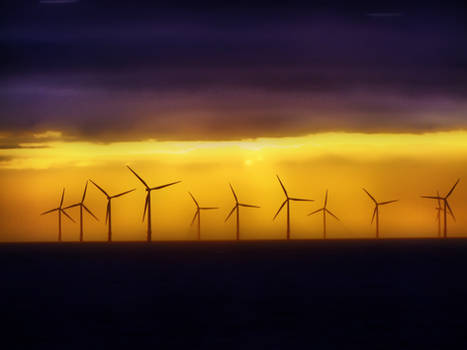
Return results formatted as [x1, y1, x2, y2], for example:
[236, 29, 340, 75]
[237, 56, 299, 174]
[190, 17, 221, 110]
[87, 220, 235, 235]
[2, 1, 467, 140]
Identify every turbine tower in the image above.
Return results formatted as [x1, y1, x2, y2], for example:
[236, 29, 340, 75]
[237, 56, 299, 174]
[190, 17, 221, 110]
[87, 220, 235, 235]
[363, 188, 398, 239]
[273, 175, 313, 240]
[421, 179, 460, 238]
[63, 181, 98, 242]
[41, 188, 75, 241]
[90, 180, 135, 242]
[127, 166, 181, 242]
[435, 191, 443, 237]
[308, 190, 339, 239]
[225, 183, 260, 240]
[189, 192, 218, 240]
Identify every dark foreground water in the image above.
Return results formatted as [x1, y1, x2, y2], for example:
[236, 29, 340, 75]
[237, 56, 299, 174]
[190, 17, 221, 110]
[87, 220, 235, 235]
[1, 239, 467, 349]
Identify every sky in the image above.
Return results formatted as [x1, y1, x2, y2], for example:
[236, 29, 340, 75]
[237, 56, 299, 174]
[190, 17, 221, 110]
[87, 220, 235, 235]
[1, 1, 466, 241]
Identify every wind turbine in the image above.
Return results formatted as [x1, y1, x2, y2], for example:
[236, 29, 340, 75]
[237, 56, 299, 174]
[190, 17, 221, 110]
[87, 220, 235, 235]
[41, 188, 75, 241]
[63, 181, 98, 242]
[127, 166, 181, 242]
[421, 179, 460, 238]
[189, 192, 218, 240]
[90, 180, 135, 242]
[308, 190, 339, 239]
[225, 183, 260, 240]
[273, 175, 313, 240]
[363, 188, 398, 239]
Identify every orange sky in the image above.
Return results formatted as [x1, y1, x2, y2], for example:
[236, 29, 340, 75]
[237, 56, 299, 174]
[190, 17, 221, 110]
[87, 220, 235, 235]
[0, 130, 466, 242]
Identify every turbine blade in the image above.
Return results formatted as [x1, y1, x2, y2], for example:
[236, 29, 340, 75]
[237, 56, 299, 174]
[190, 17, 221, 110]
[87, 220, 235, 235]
[190, 210, 199, 226]
[225, 206, 237, 222]
[83, 205, 99, 221]
[289, 197, 314, 202]
[437, 191, 441, 208]
[324, 189, 328, 208]
[151, 181, 181, 190]
[239, 203, 260, 208]
[446, 178, 460, 198]
[188, 192, 199, 207]
[371, 207, 377, 224]
[127, 165, 150, 189]
[90, 180, 109, 197]
[273, 200, 287, 220]
[446, 200, 456, 222]
[276, 175, 288, 197]
[142, 195, 149, 222]
[379, 200, 398, 205]
[41, 208, 59, 215]
[82, 181, 88, 203]
[63, 203, 80, 209]
[307, 208, 323, 216]
[105, 202, 109, 224]
[326, 209, 340, 221]
[200, 207, 219, 210]
[61, 209, 75, 223]
[60, 188, 65, 208]
[229, 183, 238, 202]
[362, 188, 377, 203]
[421, 195, 442, 200]
[112, 188, 136, 198]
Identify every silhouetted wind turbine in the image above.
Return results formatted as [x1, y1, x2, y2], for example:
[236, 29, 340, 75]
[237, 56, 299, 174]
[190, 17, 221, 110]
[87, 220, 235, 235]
[90, 180, 135, 242]
[421, 179, 460, 238]
[363, 188, 398, 239]
[225, 183, 260, 240]
[273, 175, 313, 240]
[127, 166, 181, 242]
[189, 192, 218, 240]
[41, 188, 75, 241]
[308, 190, 339, 239]
[63, 181, 98, 242]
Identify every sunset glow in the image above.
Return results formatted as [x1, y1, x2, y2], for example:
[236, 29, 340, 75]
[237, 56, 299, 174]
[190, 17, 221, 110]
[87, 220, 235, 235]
[1, 130, 465, 242]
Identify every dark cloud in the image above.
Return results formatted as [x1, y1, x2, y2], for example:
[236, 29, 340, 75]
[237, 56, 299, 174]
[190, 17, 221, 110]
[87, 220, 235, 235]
[0, 131, 62, 149]
[0, 144, 50, 149]
[1, 1, 467, 140]
[0, 156, 13, 163]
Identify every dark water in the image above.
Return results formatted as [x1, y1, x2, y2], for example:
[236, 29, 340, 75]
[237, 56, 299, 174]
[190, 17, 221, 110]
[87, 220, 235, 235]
[1, 239, 467, 349]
